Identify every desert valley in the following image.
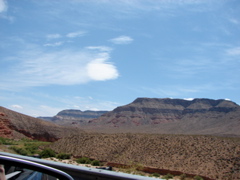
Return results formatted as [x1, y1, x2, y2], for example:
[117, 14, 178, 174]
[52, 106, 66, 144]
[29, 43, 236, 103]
[0, 98, 240, 180]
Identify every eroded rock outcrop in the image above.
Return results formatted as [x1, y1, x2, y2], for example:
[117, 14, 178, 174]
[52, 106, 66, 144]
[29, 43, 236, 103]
[0, 112, 13, 138]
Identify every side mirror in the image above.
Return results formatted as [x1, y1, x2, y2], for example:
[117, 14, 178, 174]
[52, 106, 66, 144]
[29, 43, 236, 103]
[0, 155, 73, 180]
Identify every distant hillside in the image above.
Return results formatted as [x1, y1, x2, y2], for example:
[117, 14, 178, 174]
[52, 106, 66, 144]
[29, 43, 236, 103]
[0, 106, 83, 141]
[86, 98, 240, 136]
[39, 109, 108, 126]
[50, 133, 240, 180]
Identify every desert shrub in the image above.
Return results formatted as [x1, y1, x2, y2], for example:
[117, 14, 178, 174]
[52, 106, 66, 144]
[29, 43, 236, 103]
[180, 174, 186, 180]
[10, 146, 28, 156]
[40, 148, 56, 158]
[0, 137, 7, 144]
[76, 157, 91, 164]
[163, 173, 174, 179]
[0, 137, 15, 145]
[91, 160, 100, 166]
[56, 153, 71, 159]
[152, 173, 160, 177]
[194, 175, 203, 180]
[24, 143, 39, 154]
[20, 138, 33, 142]
[134, 163, 144, 171]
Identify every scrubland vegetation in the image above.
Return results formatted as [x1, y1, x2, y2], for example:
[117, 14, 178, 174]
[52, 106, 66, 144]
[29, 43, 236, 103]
[0, 137, 50, 156]
[0, 137, 202, 179]
[1, 135, 239, 180]
[49, 133, 240, 180]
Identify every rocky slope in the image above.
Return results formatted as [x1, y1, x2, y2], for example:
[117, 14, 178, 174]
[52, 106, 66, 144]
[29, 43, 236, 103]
[87, 98, 240, 135]
[0, 106, 83, 141]
[50, 133, 240, 180]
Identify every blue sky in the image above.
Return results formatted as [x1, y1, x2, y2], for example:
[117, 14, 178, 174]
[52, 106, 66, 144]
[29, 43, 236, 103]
[0, 0, 239, 117]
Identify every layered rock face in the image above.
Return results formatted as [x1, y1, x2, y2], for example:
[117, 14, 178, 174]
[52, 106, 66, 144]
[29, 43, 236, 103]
[0, 112, 13, 138]
[0, 106, 82, 141]
[88, 98, 240, 135]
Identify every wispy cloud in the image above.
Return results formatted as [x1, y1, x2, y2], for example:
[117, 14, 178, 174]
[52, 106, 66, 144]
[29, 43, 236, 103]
[92, 0, 220, 17]
[44, 31, 86, 46]
[86, 46, 112, 52]
[11, 104, 23, 109]
[226, 47, 240, 56]
[71, 96, 119, 112]
[0, 0, 7, 13]
[160, 57, 214, 78]
[66, 31, 86, 38]
[0, 46, 119, 89]
[229, 18, 239, 25]
[46, 33, 61, 39]
[0, 0, 13, 21]
[44, 41, 63, 47]
[141, 83, 217, 97]
[110, 35, 133, 44]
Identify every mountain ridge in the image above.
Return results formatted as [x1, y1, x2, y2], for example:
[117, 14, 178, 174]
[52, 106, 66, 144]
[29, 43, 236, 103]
[0, 106, 83, 141]
[85, 98, 240, 135]
[2, 97, 240, 137]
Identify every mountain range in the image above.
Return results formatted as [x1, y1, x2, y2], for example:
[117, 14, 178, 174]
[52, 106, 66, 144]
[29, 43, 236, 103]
[1, 97, 240, 179]
[1, 98, 240, 139]
[40, 98, 240, 136]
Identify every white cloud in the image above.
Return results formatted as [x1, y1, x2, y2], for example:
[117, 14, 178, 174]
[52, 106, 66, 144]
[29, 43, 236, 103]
[87, 54, 119, 81]
[44, 42, 63, 47]
[184, 98, 194, 101]
[87, 61, 118, 81]
[226, 47, 240, 56]
[66, 31, 86, 38]
[110, 35, 133, 44]
[86, 46, 112, 52]
[0, 0, 7, 13]
[0, 0, 13, 22]
[11, 104, 23, 109]
[0, 47, 119, 89]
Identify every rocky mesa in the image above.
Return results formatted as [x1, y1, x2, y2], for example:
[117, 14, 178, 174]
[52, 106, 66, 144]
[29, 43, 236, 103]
[39, 109, 108, 126]
[87, 98, 240, 136]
